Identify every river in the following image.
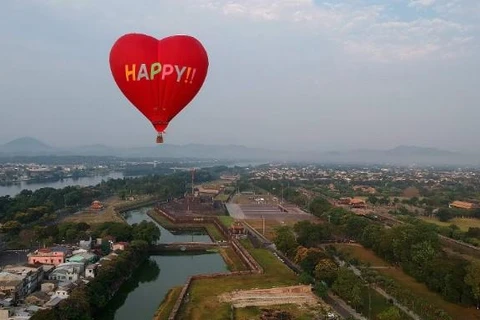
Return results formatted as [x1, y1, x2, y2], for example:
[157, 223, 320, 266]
[0, 172, 125, 197]
[97, 206, 228, 320]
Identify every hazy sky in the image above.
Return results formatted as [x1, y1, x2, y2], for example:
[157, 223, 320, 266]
[0, 0, 479, 152]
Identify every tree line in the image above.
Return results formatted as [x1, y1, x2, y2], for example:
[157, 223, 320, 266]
[0, 167, 231, 248]
[273, 197, 480, 319]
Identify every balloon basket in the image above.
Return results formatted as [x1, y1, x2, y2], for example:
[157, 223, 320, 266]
[156, 133, 164, 144]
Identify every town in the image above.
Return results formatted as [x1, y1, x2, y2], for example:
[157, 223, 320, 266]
[0, 235, 129, 318]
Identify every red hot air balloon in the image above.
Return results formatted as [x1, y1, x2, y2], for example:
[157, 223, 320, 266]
[109, 33, 209, 143]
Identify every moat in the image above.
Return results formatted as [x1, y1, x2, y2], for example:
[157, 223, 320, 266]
[97, 206, 228, 320]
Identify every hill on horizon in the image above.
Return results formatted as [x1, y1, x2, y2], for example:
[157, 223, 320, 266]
[0, 136, 477, 166]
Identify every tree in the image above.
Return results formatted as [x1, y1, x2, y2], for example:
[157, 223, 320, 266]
[294, 220, 331, 247]
[367, 195, 378, 206]
[314, 258, 338, 286]
[1, 220, 21, 234]
[377, 306, 402, 320]
[298, 272, 314, 285]
[332, 268, 364, 310]
[314, 281, 328, 298]
[273, 226, 298, 258]
[465, 261, 480, 308]
[437, 208, 454, 222]
[132, 221, 161, 245]
[294, 246, 309, 264]
[309, 197, 332, 217]
[298, 248, 326, 275]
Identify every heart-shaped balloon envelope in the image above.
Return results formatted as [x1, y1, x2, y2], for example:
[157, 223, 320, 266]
[109, 33, 209, 142]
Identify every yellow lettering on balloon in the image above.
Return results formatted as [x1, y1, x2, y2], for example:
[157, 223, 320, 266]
[125, 64, 136, 82]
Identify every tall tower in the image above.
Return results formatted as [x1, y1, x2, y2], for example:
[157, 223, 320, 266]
[191, 168, 195, 196]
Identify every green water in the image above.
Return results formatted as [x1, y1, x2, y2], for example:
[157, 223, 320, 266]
[97, 206, 227, 320]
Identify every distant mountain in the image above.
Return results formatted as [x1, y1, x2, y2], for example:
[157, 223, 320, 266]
[386, 145, 455, 157]
[317, 145, 477, 166]
[0, 137, 57, 156]
[0, 137, 478, 166]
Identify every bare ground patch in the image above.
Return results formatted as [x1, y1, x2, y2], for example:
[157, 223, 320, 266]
[218, 285, 321, 309]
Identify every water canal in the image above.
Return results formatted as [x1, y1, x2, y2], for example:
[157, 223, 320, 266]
[97, 206, 228, 320]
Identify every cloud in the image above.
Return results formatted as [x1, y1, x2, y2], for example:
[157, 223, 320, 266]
[194, 0, 476, 62]
[409, 0, 436, 8]
[22, 0, 477, 63]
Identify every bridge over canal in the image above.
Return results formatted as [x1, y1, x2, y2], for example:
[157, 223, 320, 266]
[149, 242, 225, 254]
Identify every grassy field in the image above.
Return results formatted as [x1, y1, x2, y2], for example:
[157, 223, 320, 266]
[178, 239, 299, 320]
[63, 206, 125, 225]
[204, 224, 225, 241]
[154, 286, 183, 320]
[334, 244, 480, 320]
[218, 215, 235, 227]
[245, 218, 313, 241]
[214, 193, 230, 202]
[335, 244, 389, 267]
[421, 216, 480, 232]
[219, 247, 248, 272]
[244, 219, 282, 240]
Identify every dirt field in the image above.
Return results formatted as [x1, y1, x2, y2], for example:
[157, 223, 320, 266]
[218, 285, 320, 308]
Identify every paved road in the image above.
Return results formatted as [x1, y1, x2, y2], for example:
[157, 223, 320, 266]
[225, 203, 245, 219]
[324, 293, 367, 320]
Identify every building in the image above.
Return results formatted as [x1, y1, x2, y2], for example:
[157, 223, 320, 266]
[337, 197, 352, 205]
[2, 265, 44, 297]
[90, 200, 104, 211]
[66, 252, 97, 265]
[0, 310, 12, 320]
[112, 242, 128, 251]
[40, 281, 57, 294]
[85, 264, 98, 279]
[449, 201, 478, 210]
[48, 263, 84, 283]
[28, 247, 71, 266]
[25, 291, 50, 306]
[79, 237, 93, 250]
[229, 222, 247, 239]
[350, 198, 367, 209]
[52, 282, 76, 299]
[0, 272, 23, 302]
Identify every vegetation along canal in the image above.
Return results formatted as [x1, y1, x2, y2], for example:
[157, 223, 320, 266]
[97, 206, 228, 320]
